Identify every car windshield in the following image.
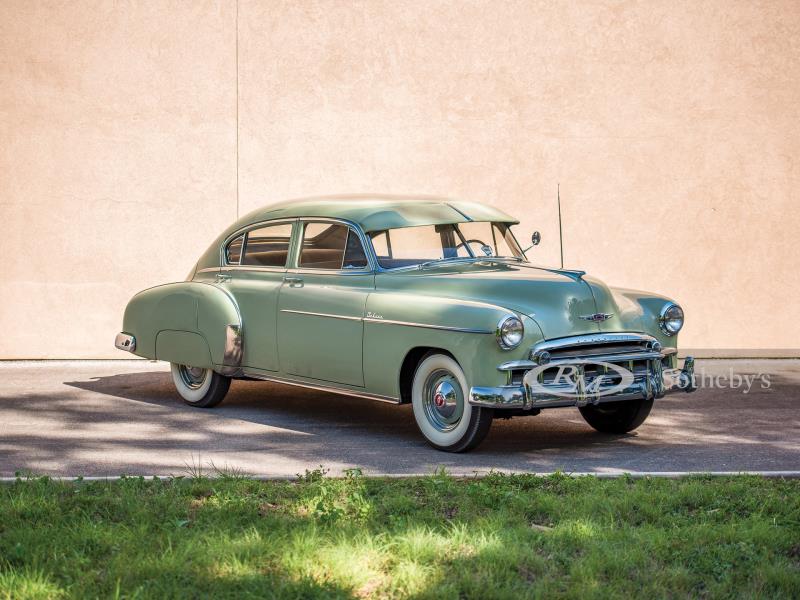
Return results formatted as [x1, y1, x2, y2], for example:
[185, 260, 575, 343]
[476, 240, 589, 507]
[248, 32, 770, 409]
[369, 222, 525, 269]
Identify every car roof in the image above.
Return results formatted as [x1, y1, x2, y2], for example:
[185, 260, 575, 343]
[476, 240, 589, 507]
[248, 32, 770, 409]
[230, 194, 518, 234]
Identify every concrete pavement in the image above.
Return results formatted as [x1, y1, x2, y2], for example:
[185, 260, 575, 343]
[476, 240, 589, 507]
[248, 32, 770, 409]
[0, 360, 798, 477]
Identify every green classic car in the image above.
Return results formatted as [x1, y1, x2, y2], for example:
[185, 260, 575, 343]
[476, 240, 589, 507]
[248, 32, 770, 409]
[116, 195, 695, 452]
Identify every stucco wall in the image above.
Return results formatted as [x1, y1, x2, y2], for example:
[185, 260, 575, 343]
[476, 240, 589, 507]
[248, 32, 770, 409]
[2, 0, 798, 358]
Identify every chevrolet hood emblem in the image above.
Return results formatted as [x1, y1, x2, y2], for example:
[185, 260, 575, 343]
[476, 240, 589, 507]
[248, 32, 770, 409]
[579, 313, 614, 322]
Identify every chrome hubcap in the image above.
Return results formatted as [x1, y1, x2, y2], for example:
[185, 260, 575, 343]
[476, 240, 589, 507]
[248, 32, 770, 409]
[422, 369, 464, 432]
[178, 365, 208, 390]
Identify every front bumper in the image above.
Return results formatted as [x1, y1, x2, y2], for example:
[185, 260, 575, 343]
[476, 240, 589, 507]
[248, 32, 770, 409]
[470, 352, 696, 411]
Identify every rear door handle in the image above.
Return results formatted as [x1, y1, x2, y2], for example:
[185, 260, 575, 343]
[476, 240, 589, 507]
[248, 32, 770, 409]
[216, 273, 231, 283]
[283, 276, 304, 287]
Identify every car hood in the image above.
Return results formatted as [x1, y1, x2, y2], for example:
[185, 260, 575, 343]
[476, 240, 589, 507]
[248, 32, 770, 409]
[376, 261, 631, 340]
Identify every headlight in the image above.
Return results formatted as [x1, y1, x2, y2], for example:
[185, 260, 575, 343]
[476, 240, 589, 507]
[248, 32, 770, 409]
[659, 303, 684, 336]
[497, 315, 524, 349]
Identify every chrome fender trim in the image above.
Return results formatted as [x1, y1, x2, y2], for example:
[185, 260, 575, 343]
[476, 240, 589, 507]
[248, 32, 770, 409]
[218, 324, 244, 377]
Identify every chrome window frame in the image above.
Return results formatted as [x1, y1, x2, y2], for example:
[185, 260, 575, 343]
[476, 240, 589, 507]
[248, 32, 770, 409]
[225, 233, 245, 266]
[367, 221, 528, 273]
[219, 217, 378, 274]
[219, 218, 299, 273]
[290, 218, 374, 274]
[218, 216, 526, 275]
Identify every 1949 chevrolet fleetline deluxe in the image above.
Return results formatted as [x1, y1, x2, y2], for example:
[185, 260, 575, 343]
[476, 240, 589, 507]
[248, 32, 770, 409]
[116, 196, 695, 452]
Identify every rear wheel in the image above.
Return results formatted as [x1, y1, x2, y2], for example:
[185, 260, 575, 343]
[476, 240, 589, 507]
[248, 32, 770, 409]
[578, 398, 653, 434]
[170, 363, 231, 408]
[411, 353, 493, 452]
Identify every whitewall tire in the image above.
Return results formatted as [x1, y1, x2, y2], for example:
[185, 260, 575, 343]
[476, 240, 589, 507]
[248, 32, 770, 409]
[170, 363, 231, 408]
[411, 353, 493, 452]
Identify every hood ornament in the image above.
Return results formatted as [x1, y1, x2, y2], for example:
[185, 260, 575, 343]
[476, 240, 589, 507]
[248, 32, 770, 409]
[579, 313, 614, 323]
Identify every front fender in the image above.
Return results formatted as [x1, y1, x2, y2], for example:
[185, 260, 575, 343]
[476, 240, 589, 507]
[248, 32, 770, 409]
[362, 292, 543, 398]
[120, 282, 242, 373]
[607, 286, 680, 348]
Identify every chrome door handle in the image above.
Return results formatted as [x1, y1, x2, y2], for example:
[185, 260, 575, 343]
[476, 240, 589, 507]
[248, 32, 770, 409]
[216, 273, 231, 282]
[283, 276, 304, 287]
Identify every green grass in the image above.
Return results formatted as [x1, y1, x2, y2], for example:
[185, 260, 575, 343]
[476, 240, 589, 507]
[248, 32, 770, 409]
[1, 470, 798, 599]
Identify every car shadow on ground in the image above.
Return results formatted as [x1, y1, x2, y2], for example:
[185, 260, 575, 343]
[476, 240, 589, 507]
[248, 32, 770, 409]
[58, 371, 641, 457]
[66, 371, 635, 437]
[2, 365, 795, 477]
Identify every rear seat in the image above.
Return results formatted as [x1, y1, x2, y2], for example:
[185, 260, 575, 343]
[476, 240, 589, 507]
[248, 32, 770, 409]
[242, 249, 289, 266]
[298, 248, 345, 269]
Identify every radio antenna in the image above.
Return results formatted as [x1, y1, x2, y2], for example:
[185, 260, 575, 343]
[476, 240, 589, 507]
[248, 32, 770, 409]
[557, 183, 564, 269]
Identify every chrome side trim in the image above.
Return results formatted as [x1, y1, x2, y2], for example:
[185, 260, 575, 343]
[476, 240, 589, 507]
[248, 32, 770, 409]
[218, 324, 244, 376]
[280, 309, 362, 322]
[240, 370, 401, 404]
[363, 317, 493, 334]
[114, 332, 136, 353]
[285, 268, 373, 276]
[220, 265, 288, 274]
[278, 309, 494, 332]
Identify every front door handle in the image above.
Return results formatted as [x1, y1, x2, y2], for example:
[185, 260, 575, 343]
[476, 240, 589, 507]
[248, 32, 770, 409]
[283, 276, 304, 287]
[216, 273, 231, 283]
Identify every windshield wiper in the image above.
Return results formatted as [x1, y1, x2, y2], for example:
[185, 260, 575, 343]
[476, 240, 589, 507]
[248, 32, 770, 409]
[494, 256, 526, 263]
[417, 256, 482, 270]
[417, 256, 524, 270]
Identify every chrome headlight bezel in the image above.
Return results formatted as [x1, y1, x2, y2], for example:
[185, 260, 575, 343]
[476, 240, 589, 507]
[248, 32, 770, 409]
[497, 315, 524, 350]
[659, 303, 684, 336]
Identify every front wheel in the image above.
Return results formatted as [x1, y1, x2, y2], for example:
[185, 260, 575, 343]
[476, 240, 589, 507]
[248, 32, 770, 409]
[411, 353, 493, 452]
[170, 363, 231, 408]
[578, 398, 654, 434]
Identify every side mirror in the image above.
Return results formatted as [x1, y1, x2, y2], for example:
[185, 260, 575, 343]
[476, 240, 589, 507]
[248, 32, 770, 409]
[522, 231, 541, 254]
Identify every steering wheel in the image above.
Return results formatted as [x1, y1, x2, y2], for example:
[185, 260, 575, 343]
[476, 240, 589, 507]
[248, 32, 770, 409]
[455, 239, 491, 256]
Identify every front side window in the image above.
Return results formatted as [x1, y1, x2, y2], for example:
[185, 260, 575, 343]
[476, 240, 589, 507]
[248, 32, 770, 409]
[457, 222, 521, 259]
[241, 222, 293, 267]
[298, 222, 368, 270]
[370, 222, 524, 269]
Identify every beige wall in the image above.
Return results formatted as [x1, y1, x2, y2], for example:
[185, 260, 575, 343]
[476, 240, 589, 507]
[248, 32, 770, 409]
[2, 0, 799, 358]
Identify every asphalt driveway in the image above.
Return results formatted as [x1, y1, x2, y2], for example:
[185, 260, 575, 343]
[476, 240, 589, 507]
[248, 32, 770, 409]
[0, 360, 798, 477]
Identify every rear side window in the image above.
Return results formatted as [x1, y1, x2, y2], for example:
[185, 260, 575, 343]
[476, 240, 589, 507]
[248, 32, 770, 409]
[241, 223, 293, 267]
[226, 235, 243, 264]
[299, 222, 368, 270]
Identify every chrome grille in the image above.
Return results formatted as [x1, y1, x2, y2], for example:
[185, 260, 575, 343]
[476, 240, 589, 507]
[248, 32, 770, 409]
[541, 340, 650, 360]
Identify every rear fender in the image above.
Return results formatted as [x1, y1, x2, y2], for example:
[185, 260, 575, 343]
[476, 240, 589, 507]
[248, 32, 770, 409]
[121, 282, 242, 374]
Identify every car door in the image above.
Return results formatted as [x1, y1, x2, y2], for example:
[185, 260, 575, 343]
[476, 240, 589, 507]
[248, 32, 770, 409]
[276, 219, 373, 387]
[219, 219, 296, 372]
